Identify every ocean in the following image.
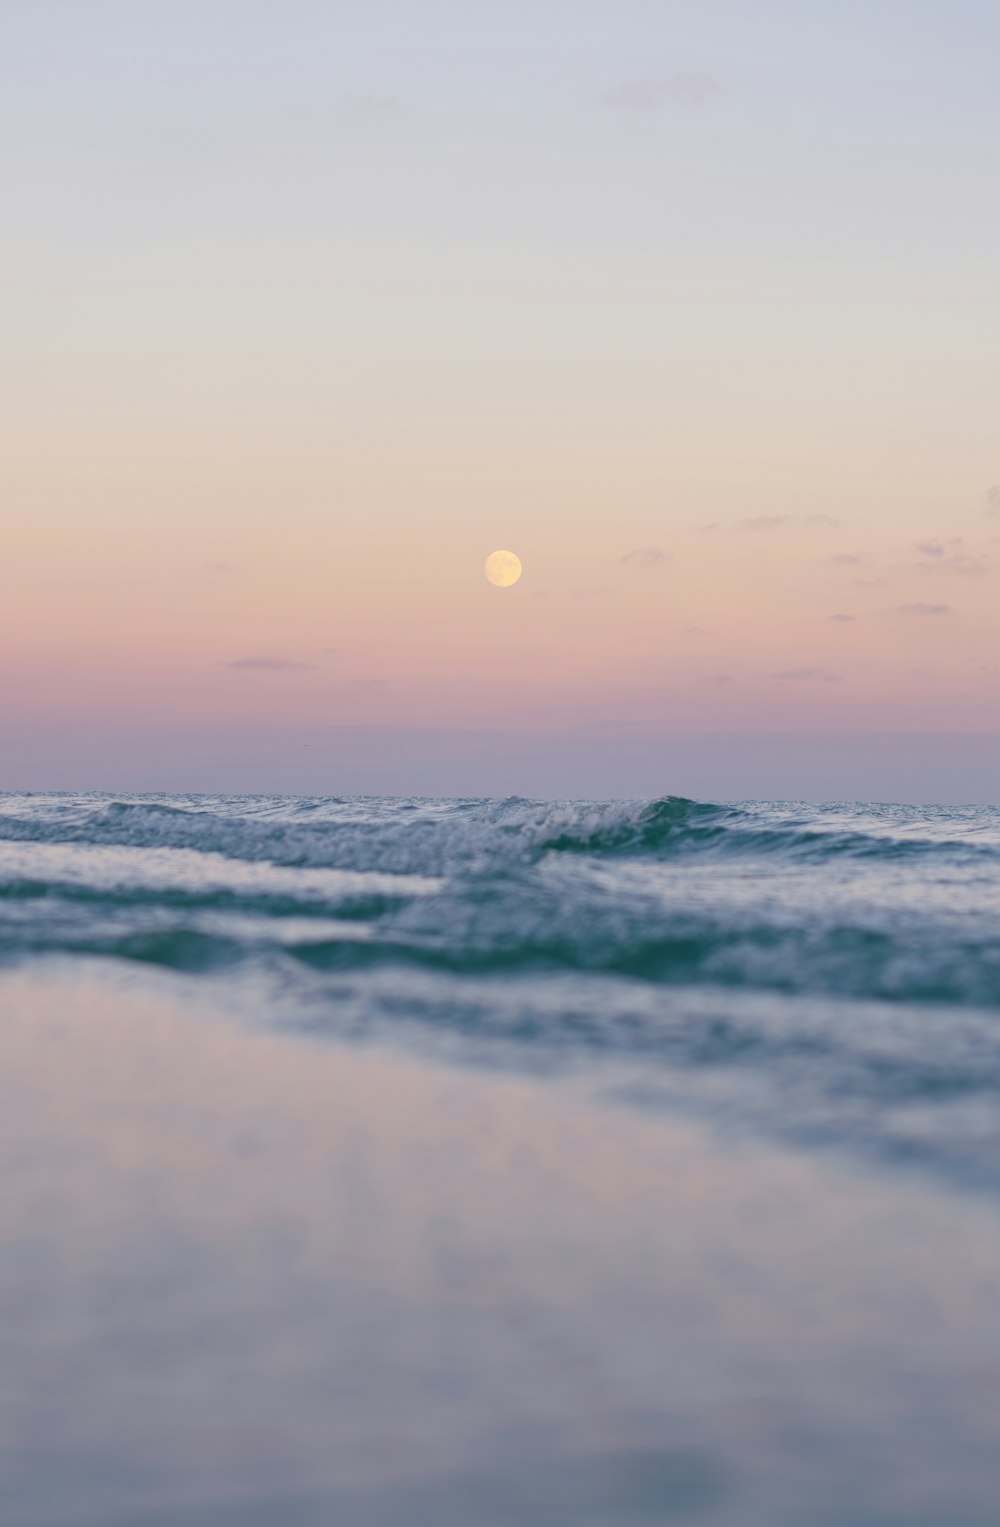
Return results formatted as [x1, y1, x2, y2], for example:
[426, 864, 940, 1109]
[2, 792, 1000, 1525]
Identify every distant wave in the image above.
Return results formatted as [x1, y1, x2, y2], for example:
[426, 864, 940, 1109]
[1, 792, 995, 872]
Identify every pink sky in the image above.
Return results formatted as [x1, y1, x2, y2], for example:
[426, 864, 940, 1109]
[3, 0, 999, 796]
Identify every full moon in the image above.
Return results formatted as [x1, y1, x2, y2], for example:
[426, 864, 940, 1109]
[484, 549, 523, 588]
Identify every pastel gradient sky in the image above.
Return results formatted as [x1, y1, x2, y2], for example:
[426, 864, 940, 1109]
[3, 0, 999, 797]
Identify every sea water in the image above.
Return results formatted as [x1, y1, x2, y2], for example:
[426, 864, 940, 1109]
[1, 793, 999, 1524]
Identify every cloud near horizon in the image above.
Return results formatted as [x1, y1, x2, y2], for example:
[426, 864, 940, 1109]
[895, 603, 952, 617]
[772, 668, 844, 684]
[227, 656, 317, 671]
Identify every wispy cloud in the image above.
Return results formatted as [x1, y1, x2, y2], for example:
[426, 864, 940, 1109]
[742, 515, 785, 531]
[227, 656, 316, 671]
[895, 603, 952, 617]
[829, 613, 856, 623]
[741, 514, 840, 531]
[772, 667, 844, 683]
[604, 72, 719, 110]
[986, 485, 1000, 517]
[915, 537, 988, 576]
[829, 553, 861, 566]
[620, 546, 668, 569]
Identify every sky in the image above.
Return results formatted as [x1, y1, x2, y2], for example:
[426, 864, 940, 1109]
[3, 0, 999, 799]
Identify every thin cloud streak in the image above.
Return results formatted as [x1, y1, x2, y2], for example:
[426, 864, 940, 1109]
[227, 657, 317, 671]
[741, 514, 841, 531]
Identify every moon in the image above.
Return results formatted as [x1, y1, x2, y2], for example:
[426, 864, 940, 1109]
[484, 549, 522, 588]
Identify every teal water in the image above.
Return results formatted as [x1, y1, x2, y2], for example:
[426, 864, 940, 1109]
[3, 793, 1000, 1526]
[3, 791, 1000, 1187]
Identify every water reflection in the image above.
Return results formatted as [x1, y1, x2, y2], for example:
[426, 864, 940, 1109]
[1, 963, 999, 1526]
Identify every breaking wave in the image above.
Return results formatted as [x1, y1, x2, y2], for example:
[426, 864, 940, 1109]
[4, 791, 1000, 1188]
